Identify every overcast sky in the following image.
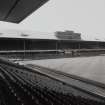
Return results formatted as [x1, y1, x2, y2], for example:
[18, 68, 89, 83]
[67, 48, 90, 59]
[0, 0, 105, 40]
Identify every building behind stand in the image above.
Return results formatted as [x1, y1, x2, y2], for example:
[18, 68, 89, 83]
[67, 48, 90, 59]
[55, 30, 81, 40]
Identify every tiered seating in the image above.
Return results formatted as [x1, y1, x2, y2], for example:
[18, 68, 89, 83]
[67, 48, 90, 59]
[0, 63, 104, 105]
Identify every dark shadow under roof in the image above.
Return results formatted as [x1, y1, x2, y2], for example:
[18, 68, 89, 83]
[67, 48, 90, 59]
[0, 0, 49, 23]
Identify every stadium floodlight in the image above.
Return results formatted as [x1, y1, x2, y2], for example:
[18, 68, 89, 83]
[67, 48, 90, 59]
[0, 0, 49, 23]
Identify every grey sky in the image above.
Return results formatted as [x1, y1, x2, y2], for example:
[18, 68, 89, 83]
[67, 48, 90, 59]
[0, 0, 105, 40]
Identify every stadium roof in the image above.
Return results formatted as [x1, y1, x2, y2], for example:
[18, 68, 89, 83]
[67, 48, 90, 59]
[0, 0, 49, 23]
[0, 31, 105, 43]
[0, 30, 104, 43]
